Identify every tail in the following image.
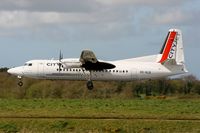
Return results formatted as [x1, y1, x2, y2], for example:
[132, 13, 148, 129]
[159, 29, 185, 65]
[159, 29, 188, 73]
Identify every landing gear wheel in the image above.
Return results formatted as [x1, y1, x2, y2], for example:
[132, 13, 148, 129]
[87, 81, 94, 90]
[18, 81, 23, 87]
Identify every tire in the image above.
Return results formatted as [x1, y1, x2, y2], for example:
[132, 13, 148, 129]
[87, 81, 94, 90]
[18, 81, 23, 87]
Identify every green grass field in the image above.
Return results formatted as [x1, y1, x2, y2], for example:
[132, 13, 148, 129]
[0, 99, 200, 132]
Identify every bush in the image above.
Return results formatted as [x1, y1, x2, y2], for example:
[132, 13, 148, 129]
[1, 70, 200, 99]
[0, 68, 8, 72]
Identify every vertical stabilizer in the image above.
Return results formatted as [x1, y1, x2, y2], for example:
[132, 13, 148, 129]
[159, 29, 185, 65]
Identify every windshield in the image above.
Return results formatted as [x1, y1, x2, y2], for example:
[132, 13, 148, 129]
[24, 63, 32, 66]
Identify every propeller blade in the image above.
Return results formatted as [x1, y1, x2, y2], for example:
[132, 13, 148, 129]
[59, 50, 63, 61]
[58, 50, 63, 72]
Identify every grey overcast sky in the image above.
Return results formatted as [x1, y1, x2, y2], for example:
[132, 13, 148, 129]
[0, 0, 200, 78]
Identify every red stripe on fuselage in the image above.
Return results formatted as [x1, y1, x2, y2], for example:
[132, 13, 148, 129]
[159, 31, 177, 63]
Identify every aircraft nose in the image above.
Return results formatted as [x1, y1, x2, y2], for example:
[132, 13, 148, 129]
[7, 69, 12, 74]
[7, 67, 24, 76]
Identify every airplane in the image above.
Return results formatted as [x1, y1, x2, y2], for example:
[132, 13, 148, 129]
[8, 29, 188, 90]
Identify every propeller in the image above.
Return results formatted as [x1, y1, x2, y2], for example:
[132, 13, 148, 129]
[58, 50, 63, 72]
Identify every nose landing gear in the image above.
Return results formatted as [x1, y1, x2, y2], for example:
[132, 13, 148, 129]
[17, 76, 23, 87]
[18, 81, 23, 87]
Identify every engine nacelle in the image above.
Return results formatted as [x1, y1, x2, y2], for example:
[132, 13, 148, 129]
[62, 61, 82, 68]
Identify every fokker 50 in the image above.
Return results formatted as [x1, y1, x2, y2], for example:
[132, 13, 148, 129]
[8, 29, 188, 90]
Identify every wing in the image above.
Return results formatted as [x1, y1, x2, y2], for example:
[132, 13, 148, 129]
[80, 50, 115, 70]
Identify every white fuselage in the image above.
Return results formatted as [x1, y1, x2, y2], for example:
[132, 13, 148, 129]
[7, 29, 188, 88]
[8, 54, 185, 81]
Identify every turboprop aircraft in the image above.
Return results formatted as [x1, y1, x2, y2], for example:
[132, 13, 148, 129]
[8, 29, 188, 90]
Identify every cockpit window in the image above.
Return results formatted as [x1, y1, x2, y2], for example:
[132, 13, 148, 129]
[24, 63, 32, 66]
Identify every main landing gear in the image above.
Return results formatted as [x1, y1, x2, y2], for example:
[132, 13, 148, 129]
[17, 76, 23, 87]
[87, 80, 94, 90]
[86, 70, 94, 90]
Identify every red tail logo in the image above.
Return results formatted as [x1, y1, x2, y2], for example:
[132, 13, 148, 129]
[159, 31, 177, 63]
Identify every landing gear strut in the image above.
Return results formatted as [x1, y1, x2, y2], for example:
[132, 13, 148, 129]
[86, 70, 94, 90]
[17, 76, 23, 87]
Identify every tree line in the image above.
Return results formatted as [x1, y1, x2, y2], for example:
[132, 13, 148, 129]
[0, 68, 200, 99]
